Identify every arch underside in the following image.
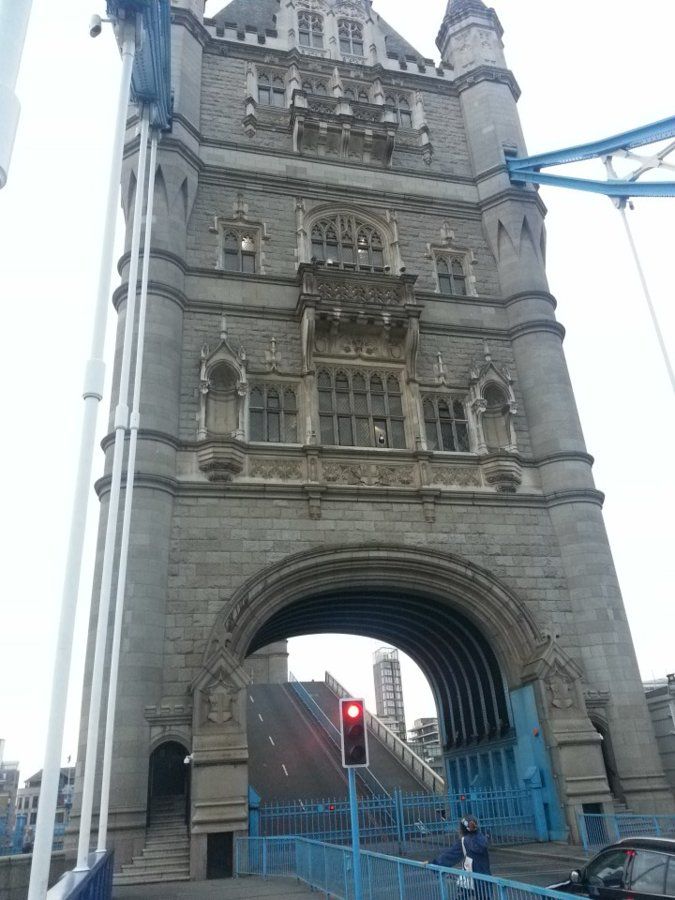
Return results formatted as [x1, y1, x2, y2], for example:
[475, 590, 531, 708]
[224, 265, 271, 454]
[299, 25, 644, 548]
[247, 588, 512, 751]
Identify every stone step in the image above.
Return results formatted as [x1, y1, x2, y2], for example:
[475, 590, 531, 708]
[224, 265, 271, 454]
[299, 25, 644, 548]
[114, 872, 191, 886]
[134, 850, 189, 863]
[123, 858, 189, 873]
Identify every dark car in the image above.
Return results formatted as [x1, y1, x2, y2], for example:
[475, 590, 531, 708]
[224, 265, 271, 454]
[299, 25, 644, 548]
[551, 838, 675, 900]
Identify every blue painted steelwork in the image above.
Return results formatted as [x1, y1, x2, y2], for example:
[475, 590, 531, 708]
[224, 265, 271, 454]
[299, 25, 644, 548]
[578, 813, 675, 852]
[507, 116, 675, 198]
[44, 850, 114, 899]
[236, 835, 575, 900]
[257, 786, 540, 849]
[348, 767, 365, 900]
[105, 0, 172, 130]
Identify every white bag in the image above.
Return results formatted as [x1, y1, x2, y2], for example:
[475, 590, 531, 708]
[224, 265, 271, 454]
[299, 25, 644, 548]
[457, 837, 474, 891]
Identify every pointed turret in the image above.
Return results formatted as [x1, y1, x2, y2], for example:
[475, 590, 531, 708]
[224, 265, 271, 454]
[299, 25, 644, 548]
[436, 0, 504, 71]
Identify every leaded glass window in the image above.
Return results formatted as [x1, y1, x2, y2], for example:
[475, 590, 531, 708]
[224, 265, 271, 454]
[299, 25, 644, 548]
[437, 257, 468, 296]
[310, 214, 385, 272]
[423, 396, 469, 452]
[318, 369, 406, 448]
[338, 19, 364, 56]
[222, 231, 257, 273]
[249, 385, 298, 443]
[298, 11, 324, 49]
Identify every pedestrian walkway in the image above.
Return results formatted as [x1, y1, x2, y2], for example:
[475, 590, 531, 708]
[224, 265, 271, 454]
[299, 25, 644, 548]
[114, 876, 314, 899]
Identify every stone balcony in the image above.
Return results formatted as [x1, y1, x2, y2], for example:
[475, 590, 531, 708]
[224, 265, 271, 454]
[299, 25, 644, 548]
[291, 91, 398, 165]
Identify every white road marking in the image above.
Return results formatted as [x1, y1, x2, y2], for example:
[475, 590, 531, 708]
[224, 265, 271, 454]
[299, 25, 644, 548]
[249, 695, 255, 703]
[282, 764, 289, 777]
[258, 713, 264, 722]
[268, 735, 275, 746]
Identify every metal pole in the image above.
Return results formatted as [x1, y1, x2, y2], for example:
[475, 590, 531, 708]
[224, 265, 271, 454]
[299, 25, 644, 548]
[0, 0, 33, 187]
[348, 767, 363, 900]
[26, 23, 136, 900]
[76, 109, 151, 872]
[618, 204, 675, 393]
[96, 128, 158, 853]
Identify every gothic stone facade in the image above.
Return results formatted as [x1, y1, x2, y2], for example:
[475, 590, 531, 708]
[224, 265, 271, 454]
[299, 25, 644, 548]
[74, 0, 673, 877]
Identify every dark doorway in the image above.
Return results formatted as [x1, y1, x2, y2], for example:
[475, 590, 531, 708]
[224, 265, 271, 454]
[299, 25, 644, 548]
[592, 721, 624, 802]
[207, 832, 233, 879]
[148, 741, 190, 821]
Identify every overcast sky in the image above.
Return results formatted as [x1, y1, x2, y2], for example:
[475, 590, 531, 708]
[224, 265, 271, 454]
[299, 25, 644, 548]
[1, 0, 673, 781]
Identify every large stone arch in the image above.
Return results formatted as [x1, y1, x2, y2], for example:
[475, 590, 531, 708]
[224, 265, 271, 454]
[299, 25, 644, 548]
[214, 543, 543, 686]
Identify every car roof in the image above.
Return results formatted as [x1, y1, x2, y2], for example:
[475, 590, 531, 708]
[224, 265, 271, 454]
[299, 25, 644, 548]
[609, 837, 675, 852]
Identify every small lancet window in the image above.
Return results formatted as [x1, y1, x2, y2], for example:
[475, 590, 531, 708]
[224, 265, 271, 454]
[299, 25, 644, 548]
[222, 231, 257, 274]
[257, 73, 271, 106]
[423, 396, 470, 452]
[272, 76, 286, 107]
[338, 19, 364, 56]
[436, 256, 468, 296]
[385, 94, 412, 127]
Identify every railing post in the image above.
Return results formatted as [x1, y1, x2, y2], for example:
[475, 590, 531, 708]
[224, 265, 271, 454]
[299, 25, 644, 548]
[612, 815, 621, 843]
[653, 816, 661, 836]
[397, 858, 405, 899]
[577, 813, 589, 852]
[262, 838, 267, 880]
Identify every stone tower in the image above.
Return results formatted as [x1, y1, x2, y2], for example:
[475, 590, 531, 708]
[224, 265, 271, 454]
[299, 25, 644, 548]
[74, 0, 673, 878]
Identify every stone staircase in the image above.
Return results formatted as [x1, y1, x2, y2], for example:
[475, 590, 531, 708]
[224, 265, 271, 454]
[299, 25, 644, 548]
[113, 796, 190, 886]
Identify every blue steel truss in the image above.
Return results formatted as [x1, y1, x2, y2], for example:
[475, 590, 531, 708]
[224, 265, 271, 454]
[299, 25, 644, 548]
[106, 0, 172, 130]
[507, 116, 675, 198]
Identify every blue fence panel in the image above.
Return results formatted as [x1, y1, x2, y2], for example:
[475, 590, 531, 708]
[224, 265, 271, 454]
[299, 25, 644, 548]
[236, 837, 575, 900]
[46, 850, 114, 900]
[578, 814, 675, 851]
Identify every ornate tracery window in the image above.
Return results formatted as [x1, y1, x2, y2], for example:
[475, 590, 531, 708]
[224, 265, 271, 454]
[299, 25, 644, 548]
[310, 214, 385, 271]
[318, 369, 406, 448]
[298, 11, 324, 49]
[249, 385, 298, 443]
[338, 19, 364, 56]
[423, 396, 470, 452]
[302, 79, 328, 96]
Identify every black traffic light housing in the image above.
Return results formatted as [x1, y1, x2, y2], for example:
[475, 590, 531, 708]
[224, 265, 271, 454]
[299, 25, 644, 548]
[339, 698, 369, 768]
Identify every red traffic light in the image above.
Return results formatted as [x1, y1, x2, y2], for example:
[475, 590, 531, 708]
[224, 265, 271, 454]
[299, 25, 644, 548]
[339, 698, 369, 768]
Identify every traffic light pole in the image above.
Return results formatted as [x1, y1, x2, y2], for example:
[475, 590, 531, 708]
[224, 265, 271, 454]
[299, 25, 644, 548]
[347, 767, 363, 900]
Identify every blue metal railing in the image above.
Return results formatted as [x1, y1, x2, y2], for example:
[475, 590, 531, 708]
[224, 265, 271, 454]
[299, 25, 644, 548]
[258, 786, 540, 850]
[578, 813, 675, 851]
[236, 836, 573, 900]
[46, 851, 114, 900]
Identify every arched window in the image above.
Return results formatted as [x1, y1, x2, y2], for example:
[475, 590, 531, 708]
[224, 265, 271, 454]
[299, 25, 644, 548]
[358, 89, 370, 103]
[344, 87, 355, 100]
[310, 214, 386, 272]
[338, 19, 364, 56]
[249, 385, 298, 443]
[298, 11, 324, 49]
[423, 396, 470, 452]
[258, 72, 285, 107]
[318, 369, 405, 448]
[302, 79, 327, 96]
[436, 256, 468, 296]
[222, 231, 257, 273]
[385, 94, 412, 127]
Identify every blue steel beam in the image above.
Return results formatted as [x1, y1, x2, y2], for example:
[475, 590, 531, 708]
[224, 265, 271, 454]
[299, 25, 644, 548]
[507, 116, 675, 199]
[106, 0, 172, 130]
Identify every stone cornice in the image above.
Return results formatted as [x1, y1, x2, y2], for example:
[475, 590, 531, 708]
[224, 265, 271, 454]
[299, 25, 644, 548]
[509, 320, 566, 342]
[535, 451, 595, 469]
[112, 278, 187, 314]
[478, 187, 548, 219]
[171, 7, 210, 47]
[452, 66, 521, 102]
[504, 290, 557, 311]
[545, 488, 605, 509]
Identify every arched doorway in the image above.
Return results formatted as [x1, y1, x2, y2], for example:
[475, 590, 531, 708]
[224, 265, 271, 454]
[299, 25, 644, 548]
[592, 720, 625, 803]
[148, 741, 190, 823]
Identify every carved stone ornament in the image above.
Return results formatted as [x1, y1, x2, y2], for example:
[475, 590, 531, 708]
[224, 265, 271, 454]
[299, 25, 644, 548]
[546, 664, 575, 710]
[249, 461, 303, 481]
[191, 638, 250, 734]
[431, 466, 482, 488]
[322, 463, 415, 487]
[317, 280, 403, 307]
[314, 327, 404, 362]
[521, 631, 585, 717]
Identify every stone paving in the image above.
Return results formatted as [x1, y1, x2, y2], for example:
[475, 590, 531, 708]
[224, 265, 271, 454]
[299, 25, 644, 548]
[114, 876, 314, 899]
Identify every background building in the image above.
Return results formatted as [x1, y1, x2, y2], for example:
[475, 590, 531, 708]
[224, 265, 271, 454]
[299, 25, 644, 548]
[0, 741, 20, 853]
[15, 766, 75, 851]
[373, 648, 407, 741]
[408, 718, 443, 779]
